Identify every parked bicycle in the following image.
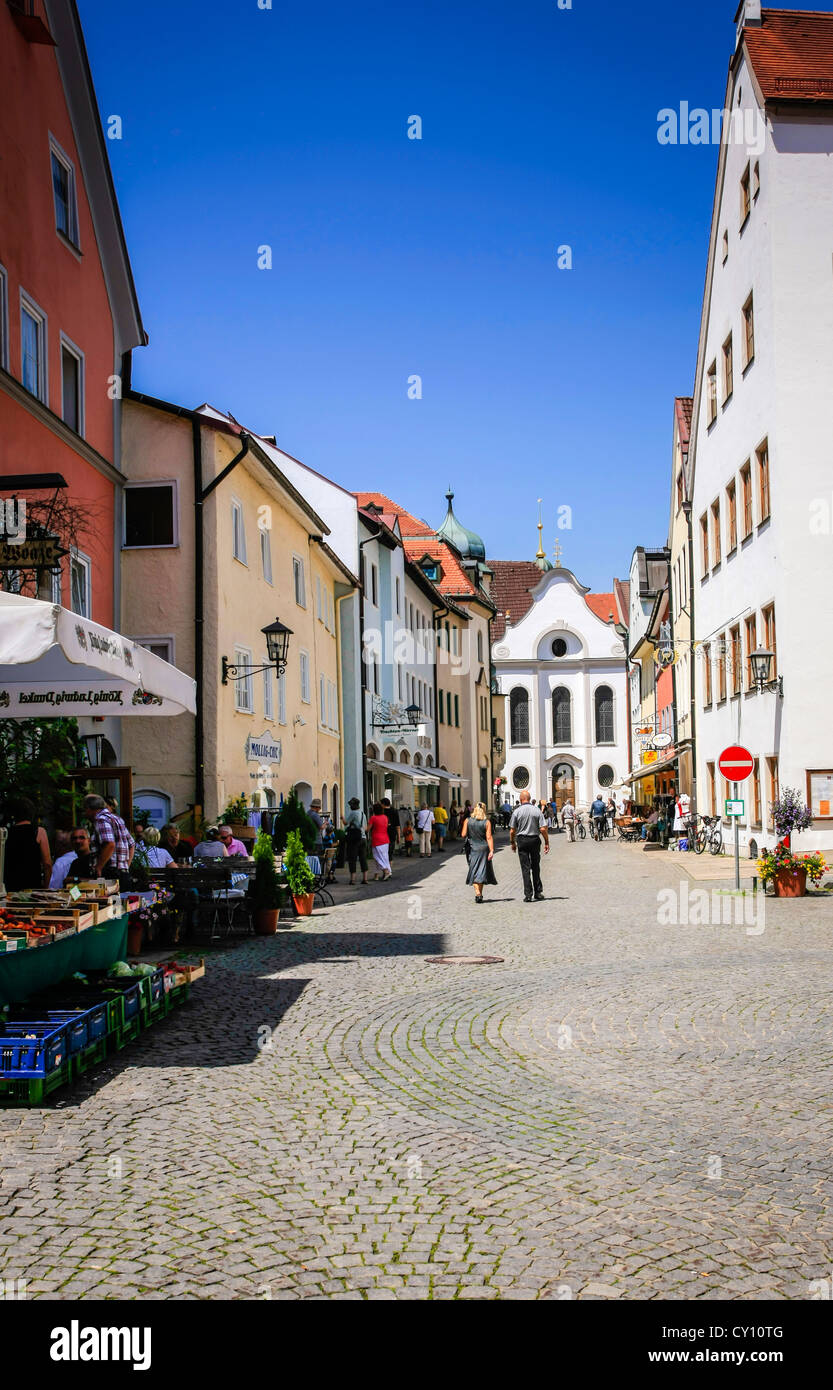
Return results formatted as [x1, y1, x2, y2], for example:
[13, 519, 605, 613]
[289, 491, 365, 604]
[688, 813, 723, 856]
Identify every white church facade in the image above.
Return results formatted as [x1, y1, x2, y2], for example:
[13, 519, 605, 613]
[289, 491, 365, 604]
[490, 554, 630, 811]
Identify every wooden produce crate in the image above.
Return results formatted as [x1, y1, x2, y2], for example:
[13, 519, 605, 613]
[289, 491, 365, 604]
[167, 957, 205, 987]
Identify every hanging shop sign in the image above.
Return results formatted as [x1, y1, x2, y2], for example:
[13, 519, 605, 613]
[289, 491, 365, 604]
[0, 535, 67, 570]
[245, 731, 282, 764]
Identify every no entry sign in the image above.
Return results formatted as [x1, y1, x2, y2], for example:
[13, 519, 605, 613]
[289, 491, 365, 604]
[718, 745, 754, 782]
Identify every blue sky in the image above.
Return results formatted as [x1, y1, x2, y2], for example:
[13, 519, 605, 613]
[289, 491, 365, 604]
[77, 0, 825, 592]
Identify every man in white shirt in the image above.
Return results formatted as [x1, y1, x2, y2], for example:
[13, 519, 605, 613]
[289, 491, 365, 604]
[416, 804, 435, 857]
[50, 827, 93, 889]
[561, 799, 576, 842]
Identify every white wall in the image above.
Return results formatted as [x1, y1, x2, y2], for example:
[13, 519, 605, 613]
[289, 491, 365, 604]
[691, 59, 833, 851]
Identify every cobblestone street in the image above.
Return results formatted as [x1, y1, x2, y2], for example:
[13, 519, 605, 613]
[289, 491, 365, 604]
[1, 831, 832, 1301]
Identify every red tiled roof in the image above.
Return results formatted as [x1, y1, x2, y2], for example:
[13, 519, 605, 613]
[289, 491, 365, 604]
[585, 593, 617, 623]
[353, 492, 433, 536]
[402, 536, 476, 598]
[744, 9, 833, 102]
[490, 561, 621, 642]
[489, 561, 544, 642]
[675, 396, 693, 449]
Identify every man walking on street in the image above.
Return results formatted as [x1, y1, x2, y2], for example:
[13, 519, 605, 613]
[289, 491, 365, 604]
[416, 803, 435, 857]
[510, 790, 549, 902]
[561, 798, 576, 842]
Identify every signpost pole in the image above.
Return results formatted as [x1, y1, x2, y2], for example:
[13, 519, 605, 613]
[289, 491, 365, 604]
[734, 779, 740, 892]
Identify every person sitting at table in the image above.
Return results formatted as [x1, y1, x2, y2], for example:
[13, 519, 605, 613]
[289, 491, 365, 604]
[50, 826, 95, 889]
[217, 825, 249, 857]
[141, 826, 177, 869]
[159, 824, 191, 863]
[193, 826, 228, 859]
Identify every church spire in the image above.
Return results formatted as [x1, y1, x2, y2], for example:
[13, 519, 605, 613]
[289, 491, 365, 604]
[534, 499, 553, 571]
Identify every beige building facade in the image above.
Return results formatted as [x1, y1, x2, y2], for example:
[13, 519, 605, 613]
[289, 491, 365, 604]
[120, 393, 356, 828]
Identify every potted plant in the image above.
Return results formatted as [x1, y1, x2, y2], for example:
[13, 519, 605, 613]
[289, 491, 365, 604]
[284, 828, 315, 916]
[272, 787, 317, 854]
[757, 843, 828, 898]
[251, 830, 284, 934]
[220, 794, 249, 828]
[772, 787, 813, 847]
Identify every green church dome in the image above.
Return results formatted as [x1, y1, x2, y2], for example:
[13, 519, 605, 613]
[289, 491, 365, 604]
[436, 490, 486, 561]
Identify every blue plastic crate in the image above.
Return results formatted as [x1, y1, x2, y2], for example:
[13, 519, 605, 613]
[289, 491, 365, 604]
[47, 1003, 108, 1045]
[0, 1021, 68, 1077]
[38, 1010, 89, 1055]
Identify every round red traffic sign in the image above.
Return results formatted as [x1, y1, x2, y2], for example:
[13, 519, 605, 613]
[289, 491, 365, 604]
[718, 745, 754, 781]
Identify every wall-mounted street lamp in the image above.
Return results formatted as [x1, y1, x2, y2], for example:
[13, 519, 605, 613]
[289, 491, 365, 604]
[222, 618, 293, 685]
[750, 646, 783, 697]
[492, 734, 504, 757]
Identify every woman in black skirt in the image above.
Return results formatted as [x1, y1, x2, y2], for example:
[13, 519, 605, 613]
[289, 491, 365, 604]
[462, 802, 496, 904]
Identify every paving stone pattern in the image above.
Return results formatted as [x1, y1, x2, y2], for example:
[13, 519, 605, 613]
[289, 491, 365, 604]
[1, 833, 831, 1300]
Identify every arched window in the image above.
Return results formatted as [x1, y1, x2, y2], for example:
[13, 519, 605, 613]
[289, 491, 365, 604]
[510, 687, 529, 746]
[552, 686, 571, 744]
[595, 685, 614, 744]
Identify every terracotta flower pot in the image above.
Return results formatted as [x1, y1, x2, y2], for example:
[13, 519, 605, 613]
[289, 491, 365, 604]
[254, 908, 279, 935]
[127, 919, 144, 955]
[292, 892, 315, 916]
[774, 867, 807, 898]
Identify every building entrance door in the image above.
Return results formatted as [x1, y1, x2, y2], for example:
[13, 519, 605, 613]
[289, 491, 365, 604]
[552, 763, 575, 811]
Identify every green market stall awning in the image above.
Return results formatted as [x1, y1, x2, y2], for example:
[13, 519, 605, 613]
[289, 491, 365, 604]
[0, 914, 128, 1006]
[0, 592, 196, 717]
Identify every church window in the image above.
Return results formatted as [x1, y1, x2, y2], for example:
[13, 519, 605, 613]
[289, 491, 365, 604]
[595, 685, 614, 744]
[509, 687, 529, 746]
[512, 765, 529, 790]
[552, 687, 571, 744]
[551, 637, 567, 657]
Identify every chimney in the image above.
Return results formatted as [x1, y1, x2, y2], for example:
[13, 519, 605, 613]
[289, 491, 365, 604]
[735, 0, 762, 49]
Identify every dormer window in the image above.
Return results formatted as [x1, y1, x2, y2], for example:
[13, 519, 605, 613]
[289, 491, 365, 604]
[419, 553, 442, 583]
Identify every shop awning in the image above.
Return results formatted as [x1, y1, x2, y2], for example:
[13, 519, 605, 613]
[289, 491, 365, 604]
[627, 751, 679, 782]
[0, 592, 196, 717]
[366, 758, 439, 787]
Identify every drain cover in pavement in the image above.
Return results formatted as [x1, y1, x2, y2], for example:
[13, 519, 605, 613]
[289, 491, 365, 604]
[425, 955, 504, 965]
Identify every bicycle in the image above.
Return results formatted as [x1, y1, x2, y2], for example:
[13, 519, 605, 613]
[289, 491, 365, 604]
[690, 813, 723, 856]
[575, 814, 586, 841]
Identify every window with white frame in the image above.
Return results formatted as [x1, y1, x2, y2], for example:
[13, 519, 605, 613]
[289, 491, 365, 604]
[277, 667, 286, 724]
[0, 264, 8, 370]
[260, 526, 272, 584]
[328, 679, 338, 731]
[316, 575, 323, 621]
[50, 137, 80, 246]
[327, 591, 334, 632]
[233, 646, 254, 713]
[231, 499, 247, 563]
[51, 567, 61, 605]
[69, 549, 91, 618]
[263, 662, 274, 720]
[20, 294, 47, 402]
[60, 335, 84, 435]
[123, 482, 177, 548]
[319, 673, 326, 724]
[293, 555, 306, 607]
[299, 649, 311, 703]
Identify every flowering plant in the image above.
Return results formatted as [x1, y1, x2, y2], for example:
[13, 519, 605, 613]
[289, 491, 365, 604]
[772, 787, 813, 839]
[757, 843, 828, 887]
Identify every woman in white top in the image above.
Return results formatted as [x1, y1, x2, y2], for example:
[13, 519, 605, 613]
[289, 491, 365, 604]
[142, 826, 176, 869]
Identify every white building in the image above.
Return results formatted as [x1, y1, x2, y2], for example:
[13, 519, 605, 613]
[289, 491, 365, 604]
[491, 550, 629, 811]
[356, 504, 440, 811]
[688, 2, 833, 853]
